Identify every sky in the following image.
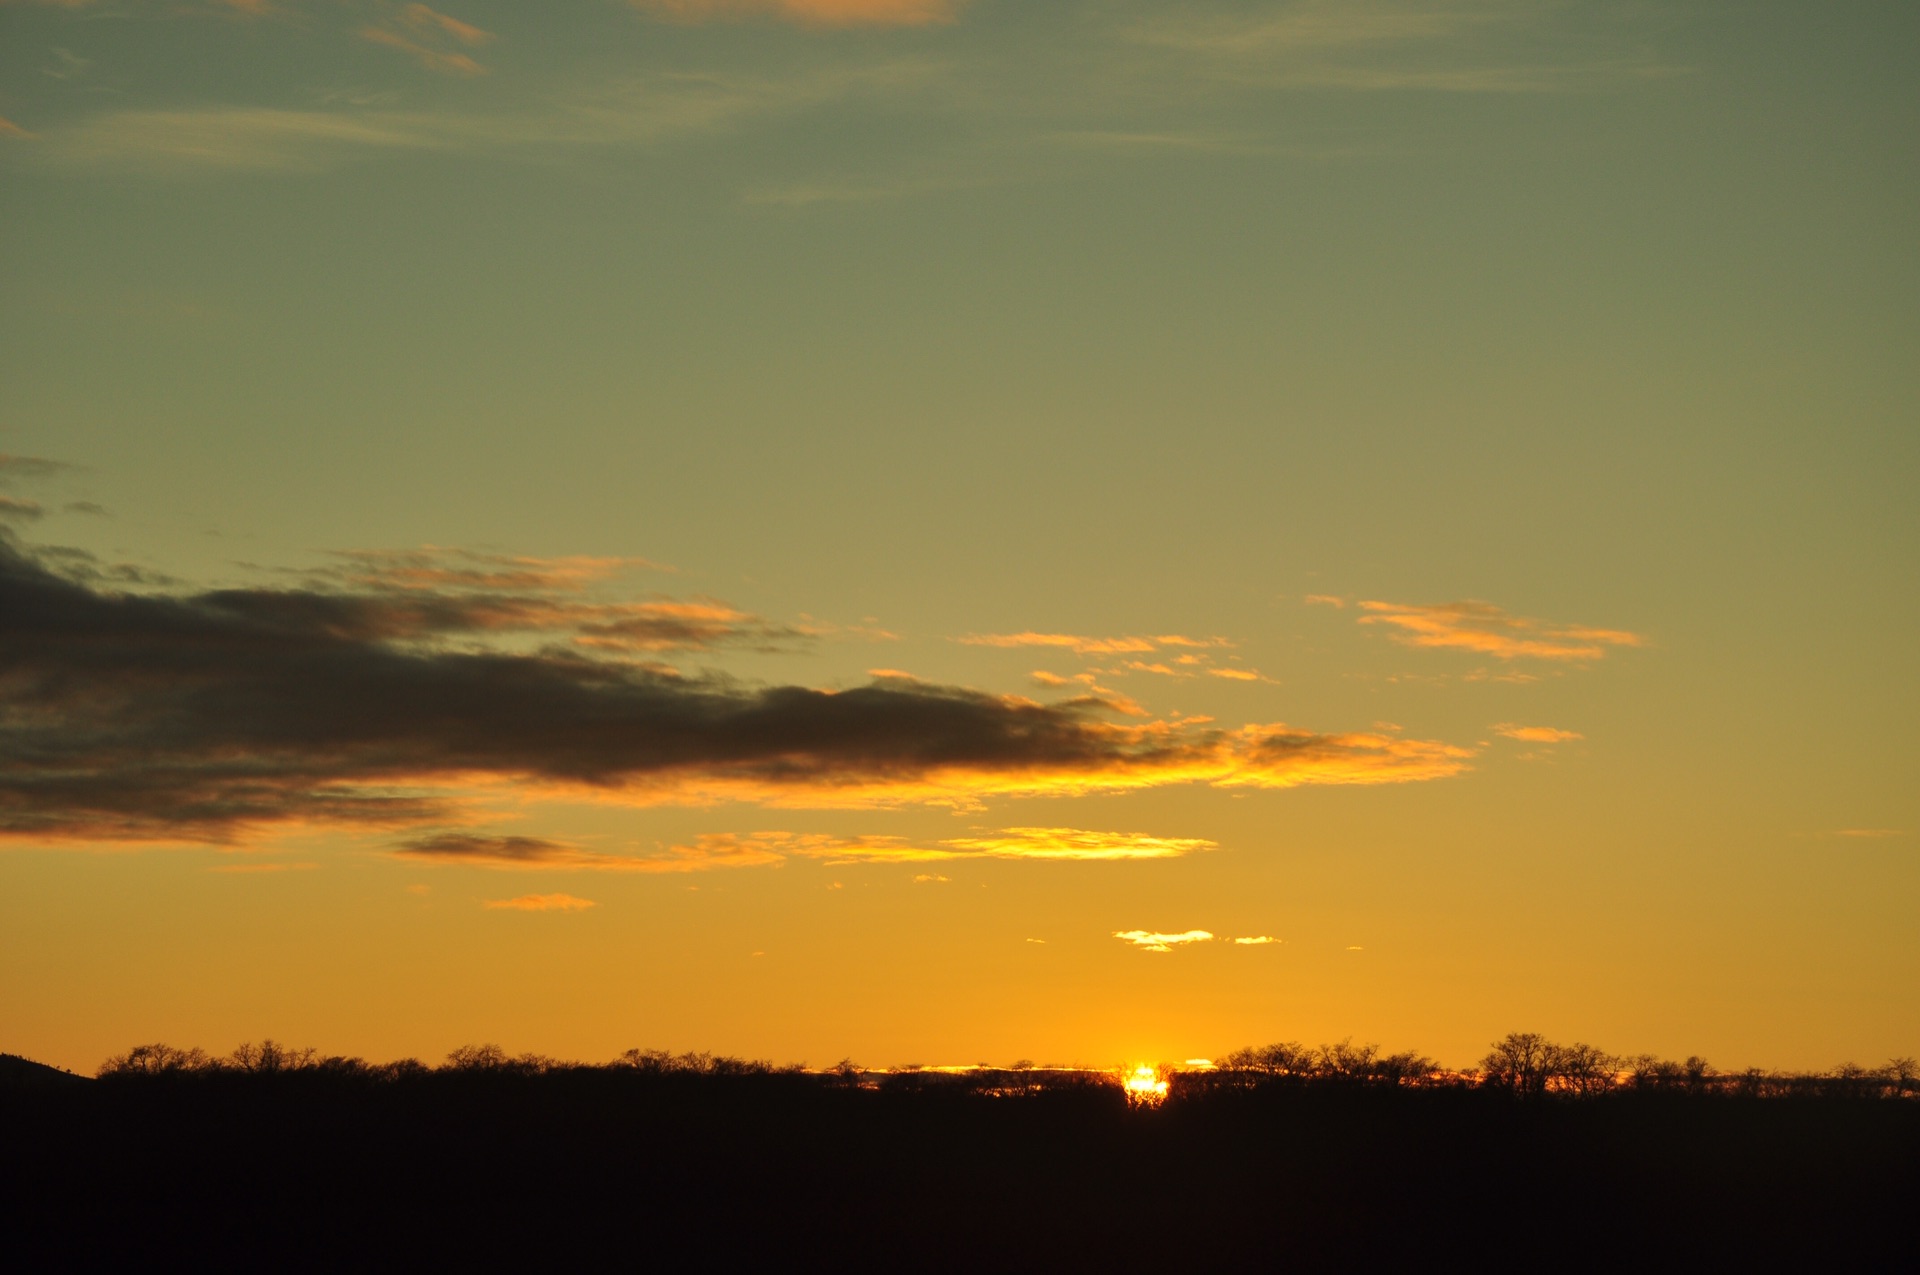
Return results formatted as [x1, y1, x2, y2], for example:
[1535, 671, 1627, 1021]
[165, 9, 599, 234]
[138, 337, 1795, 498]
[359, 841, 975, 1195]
[1, 0, 1915, 1075]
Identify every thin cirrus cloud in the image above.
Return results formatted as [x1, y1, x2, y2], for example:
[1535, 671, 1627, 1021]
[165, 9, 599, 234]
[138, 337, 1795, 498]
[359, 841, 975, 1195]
[0, 533, 1471, 843]
[482, 893, 597, 911]
[1357, 600, 1645, 662]
[960, 632, 1230, 656]
[1119, 0, 1670, 93]
[633, 0, 961, 26]
[360, 4, 496, 77]
[1493, 724, 1583, 744]
[1125, 2, 1497, 57]
[972, 632, 1266, 684]
[34, 65, 932, 172]
[395, 827, 1219, 872]
[11, 2, 1675, 179]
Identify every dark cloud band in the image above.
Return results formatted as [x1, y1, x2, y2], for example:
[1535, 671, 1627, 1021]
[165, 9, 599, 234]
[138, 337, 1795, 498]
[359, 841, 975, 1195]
[0, 536, 1470, 842]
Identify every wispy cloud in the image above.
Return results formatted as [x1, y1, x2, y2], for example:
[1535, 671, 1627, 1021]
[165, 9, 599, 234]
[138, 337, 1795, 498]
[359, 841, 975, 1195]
[1207, 667, 1270, 682]
[1824, 829, 1905, 840]
[240, 545, 799, 653]
[509, 826, 1217, 873]
[1119, 0, 1671, 94]
[939, 827, 1214, 862]
[962, 631, 1197, 656]
[397, 833, 619, 869]
[360, 3, 496, 77]
[1231, 935, 1279, 945]
[483, 892, 597, 911]
[35, 65, 935, 172]
[395, 825, 1220, 874]
[1127, 2, 1492, 57]
[633, 0, 961, 27]
[1493, 724, 1582, 743]
[1358, 600, 1645, 662]
[1113, 928, 1214, 952]
[396, 3, 491, 46]
[0, 455, 72, 484]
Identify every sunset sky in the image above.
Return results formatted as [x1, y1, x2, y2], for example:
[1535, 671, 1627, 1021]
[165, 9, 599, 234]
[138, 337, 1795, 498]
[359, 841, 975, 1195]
[2, 0, 1914, 1075]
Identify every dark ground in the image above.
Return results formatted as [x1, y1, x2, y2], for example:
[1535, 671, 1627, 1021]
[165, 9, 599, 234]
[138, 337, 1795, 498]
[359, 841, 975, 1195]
[5, 1071, 1916, 1270]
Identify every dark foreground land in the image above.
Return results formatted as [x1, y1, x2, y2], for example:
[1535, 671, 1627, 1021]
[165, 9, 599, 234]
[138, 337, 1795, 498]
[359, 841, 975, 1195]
[5, 1063, 1916, 1270]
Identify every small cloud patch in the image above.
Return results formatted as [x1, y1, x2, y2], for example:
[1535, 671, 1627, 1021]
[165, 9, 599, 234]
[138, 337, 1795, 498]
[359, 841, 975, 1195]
[1359, 600, 1644, 662]
[1114, 929, 1214, 952]
[1493, 724, 1583, 744]
[484, 893, 596, 911]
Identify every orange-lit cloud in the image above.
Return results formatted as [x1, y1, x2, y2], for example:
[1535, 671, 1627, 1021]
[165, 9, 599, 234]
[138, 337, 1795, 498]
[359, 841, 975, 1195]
[398, 827, 1220, 873]
[1358, 600, 1645, 661]
[1304, 594, 1347, 608]
[960, 631, 1230, 657]
[633, 0, 960, 27]
[1825, 828, 1905, 840]
[1493, 724, 1583, 744]
[483, 892, 596, 911]
[0, 535, 1474, 843]
[0, 116, 34, 140]
[938, 827, 1214, 862]
[1113, 929, 1213, 952]
[674, 827, 1215, 869]
[1207, 667, 1270, 682]
[963, 632, 1157, 655]
[1231, 935, 1279, 945]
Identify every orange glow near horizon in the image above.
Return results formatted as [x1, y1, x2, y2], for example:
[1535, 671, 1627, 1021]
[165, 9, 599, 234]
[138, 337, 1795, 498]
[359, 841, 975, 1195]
[1123, 1066, 1169, 1106]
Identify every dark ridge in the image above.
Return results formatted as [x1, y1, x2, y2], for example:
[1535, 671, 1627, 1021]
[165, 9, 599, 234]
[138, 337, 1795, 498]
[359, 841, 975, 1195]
[0, 1052, 90, 1088]
[3, 1038, 1916, 1269]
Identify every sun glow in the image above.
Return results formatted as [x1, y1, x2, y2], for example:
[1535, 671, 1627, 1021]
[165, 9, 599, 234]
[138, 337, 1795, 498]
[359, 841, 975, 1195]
[1122, 1065, 1169, 1106]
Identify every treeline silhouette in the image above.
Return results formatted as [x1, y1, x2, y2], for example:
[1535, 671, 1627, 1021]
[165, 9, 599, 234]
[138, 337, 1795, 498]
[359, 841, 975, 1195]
[82, 1031, 1920, 1101]
[6, 1033, 1915, 1270]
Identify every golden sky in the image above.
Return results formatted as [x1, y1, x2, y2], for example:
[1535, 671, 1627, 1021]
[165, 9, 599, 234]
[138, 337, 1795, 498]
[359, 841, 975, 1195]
[1, 0, 1914, 1073]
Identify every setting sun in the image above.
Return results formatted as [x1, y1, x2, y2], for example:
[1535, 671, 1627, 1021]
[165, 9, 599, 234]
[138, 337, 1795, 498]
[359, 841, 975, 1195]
[1122, 1066, 1169, 1107]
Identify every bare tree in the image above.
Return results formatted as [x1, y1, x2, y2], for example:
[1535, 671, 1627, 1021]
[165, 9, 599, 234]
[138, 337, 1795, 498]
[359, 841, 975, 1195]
[444, 1043, 512, 1071]
[97, 1043, 211, 1077]
[1549, 1043, 1617, 1096]
[1480, 1032, 1556, 1096]
[227, 1040, 316, 1074]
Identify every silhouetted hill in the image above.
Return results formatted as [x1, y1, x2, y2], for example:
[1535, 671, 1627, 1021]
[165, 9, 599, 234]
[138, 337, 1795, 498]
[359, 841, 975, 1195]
[0, 1052, 89, 1087]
